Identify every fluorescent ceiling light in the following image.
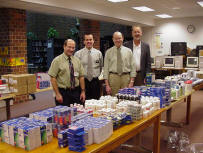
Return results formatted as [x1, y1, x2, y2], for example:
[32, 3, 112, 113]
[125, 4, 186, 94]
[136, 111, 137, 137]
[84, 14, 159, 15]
[156, 14, 172, 18]
[172, 7, 180, 10]
[107, 0, 128, 2]
[132, 6, 155, 12]
[197, 1, 203, 7]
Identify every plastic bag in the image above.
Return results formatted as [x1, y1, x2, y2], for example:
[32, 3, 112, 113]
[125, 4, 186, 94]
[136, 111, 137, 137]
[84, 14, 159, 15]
[167, 129, 179, 149]
[177, 132, 190, 152]
[167, 129, 190, 153]
[186, 143, 203, 153]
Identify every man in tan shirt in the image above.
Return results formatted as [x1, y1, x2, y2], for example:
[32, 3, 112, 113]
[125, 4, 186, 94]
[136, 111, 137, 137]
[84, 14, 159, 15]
[48, 39, 85, 106]
[104, 31, 136, 96]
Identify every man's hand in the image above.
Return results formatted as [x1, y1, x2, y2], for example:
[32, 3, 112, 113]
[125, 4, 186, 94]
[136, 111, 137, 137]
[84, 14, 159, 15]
[56, 93, 63, 103]
[80, 91, 86, 103]
[106, 85, 112, 95]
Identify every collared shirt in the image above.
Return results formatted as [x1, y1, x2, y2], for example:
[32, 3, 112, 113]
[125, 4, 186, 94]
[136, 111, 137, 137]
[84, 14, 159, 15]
[103, 45, 136, 80]
[48, 53, 84, 89]
[133, 41, 141, 71]
[75, 47, 103, 78]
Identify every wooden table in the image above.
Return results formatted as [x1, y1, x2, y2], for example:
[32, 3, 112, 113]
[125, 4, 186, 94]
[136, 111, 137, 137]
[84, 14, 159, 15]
[0, 94, 15, 120]
[0, 107, 163, 153]
[35, 87, 53, 93]
[151, 68, 186, 77]
[161, 82, 203, 128]
[161, 90, 194, 127]
[193, 82, 203, 90]
[0, 90, 196, 153]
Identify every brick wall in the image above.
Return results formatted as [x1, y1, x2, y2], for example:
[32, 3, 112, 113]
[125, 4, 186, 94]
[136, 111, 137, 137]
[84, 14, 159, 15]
[79, 19, 100, 50]
[0, 8, 28, 103]
[0, 8, 27, 75]
[0, 8, 9, 75]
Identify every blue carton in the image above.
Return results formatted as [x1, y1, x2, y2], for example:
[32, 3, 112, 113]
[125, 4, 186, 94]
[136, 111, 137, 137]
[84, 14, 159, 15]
[68, 127, 84, 135]
[69, 146, 86, 152]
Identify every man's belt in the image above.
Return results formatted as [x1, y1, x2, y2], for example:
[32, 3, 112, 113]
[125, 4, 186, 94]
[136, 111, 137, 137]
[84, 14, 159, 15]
[58, 86, 79, 91]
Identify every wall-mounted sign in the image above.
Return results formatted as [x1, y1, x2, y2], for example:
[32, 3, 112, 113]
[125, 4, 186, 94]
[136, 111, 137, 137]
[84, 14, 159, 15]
[0, 57, 25, 66]
[0, 47, 9, 55]
[6, 58, 16, 66]
[16, 57, 25, 66]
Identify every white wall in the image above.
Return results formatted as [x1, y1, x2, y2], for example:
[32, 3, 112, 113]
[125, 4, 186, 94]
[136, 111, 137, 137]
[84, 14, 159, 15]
[142, 16, 203, 57]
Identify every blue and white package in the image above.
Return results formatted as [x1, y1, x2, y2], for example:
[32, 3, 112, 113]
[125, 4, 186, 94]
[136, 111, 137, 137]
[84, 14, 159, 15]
[70, 117, 113, 145]
[67, 126, 86, 152]
[0, 117, 53, 151]
[58, 129, 68, 148]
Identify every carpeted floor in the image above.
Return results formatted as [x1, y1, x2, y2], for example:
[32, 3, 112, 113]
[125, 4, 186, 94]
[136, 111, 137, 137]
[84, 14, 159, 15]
[0, 90, 203, 153]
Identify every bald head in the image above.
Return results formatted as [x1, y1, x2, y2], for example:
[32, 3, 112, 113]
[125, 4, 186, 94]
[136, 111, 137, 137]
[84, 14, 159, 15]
[64, 39, 75, 46]
[63, 39, 76, 56]
[113, 31, 124, 48]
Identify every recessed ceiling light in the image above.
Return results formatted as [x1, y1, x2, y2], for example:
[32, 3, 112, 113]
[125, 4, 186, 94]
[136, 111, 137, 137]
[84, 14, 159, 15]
[172, 7, 180, 10]
[156, 14, 172, 18]
[107, 0, 128, 2]
[132, 6, 155, 12]
[197, 1, 203, 7]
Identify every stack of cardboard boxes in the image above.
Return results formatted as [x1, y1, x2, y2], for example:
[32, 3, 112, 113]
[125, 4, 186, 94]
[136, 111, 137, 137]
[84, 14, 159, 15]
[1, 74, 36, 95]
[26, 74, 37, 93]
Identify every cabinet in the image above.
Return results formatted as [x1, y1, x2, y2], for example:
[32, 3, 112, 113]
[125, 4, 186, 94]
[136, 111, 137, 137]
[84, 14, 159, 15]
[27, 40, 48, 73]
[27, 39, 65, 73]
[47, 38, 65, 68]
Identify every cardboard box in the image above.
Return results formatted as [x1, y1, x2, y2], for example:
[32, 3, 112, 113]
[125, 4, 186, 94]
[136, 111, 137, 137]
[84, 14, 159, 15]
[10, 85, 27, 95]
[9, 75, 27, 86]
[1, 74, 14, 84]
[8, 124, 15, 146]
[26, 74, 36, 84]
[28, 83, 36, 93]
[196, 71, 203, 79]
[0, 122, 4, 142]
[2, 74, 37, 95]
[199, 50, 203, 56]
[18, 126, 41, 151]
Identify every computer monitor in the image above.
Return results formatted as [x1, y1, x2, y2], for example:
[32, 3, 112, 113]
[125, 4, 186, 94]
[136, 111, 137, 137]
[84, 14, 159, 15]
[163, 56, 175, 67]
[171, 42, 187, 56]
[186, 57, 199, 68]
[151, 57, 155, 66]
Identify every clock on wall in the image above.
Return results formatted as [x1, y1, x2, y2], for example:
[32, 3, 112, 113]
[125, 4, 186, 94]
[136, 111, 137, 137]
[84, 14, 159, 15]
[187, 24, 195, 33]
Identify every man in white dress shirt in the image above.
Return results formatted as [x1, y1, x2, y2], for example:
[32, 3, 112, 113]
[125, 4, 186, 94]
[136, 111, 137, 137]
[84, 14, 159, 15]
[124, 26, 151, 85]
[75, 33, 103, 100]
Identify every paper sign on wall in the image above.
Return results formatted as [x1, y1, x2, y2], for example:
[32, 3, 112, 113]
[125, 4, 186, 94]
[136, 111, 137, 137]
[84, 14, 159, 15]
[0, 47, 9, 55]
[0, 58, 2, 66]
[154, 33, 164, 56]
[6, 58, 16, 66]
[0, 57, 25, 66]
[16, 57, 25, 66]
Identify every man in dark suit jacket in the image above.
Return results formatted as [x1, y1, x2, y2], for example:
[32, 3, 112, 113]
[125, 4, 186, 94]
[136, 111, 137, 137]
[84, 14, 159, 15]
[124, 25, 151, 85]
